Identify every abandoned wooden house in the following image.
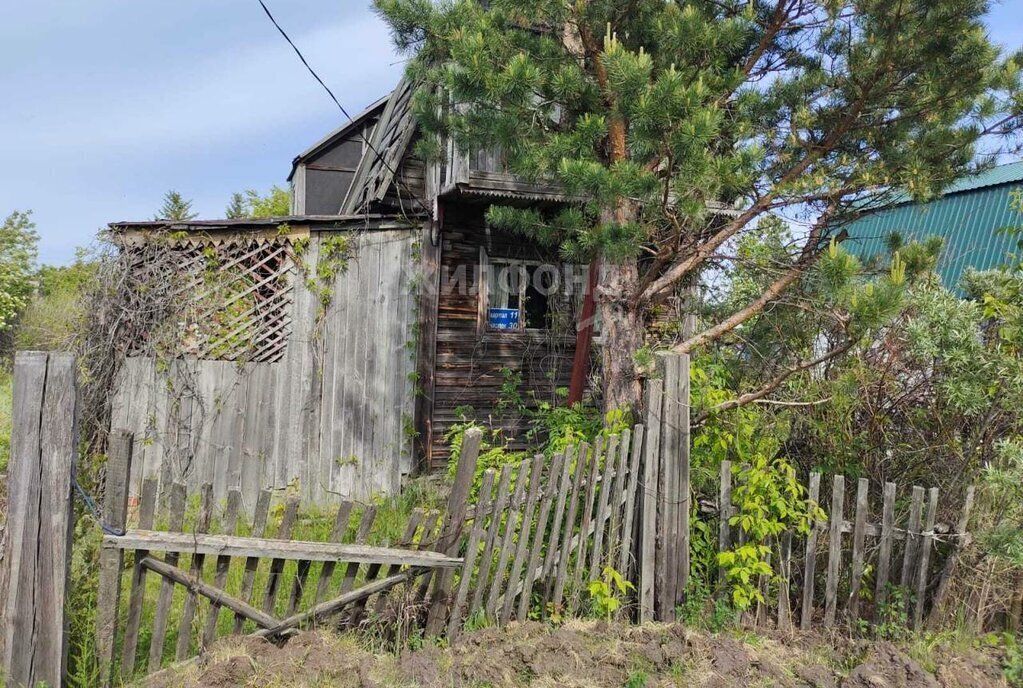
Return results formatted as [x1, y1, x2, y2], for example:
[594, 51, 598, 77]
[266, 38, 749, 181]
[109, 78, 592, 506]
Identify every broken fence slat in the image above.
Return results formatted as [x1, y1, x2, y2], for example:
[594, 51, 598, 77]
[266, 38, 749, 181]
[140, 556, 278, 630]
[254, 569, 424, 639]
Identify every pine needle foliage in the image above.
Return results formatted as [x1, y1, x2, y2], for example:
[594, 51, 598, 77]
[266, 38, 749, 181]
[375, 0, 1023, 409]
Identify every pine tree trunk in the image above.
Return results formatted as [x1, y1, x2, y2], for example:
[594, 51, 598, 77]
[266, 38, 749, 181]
[597, 255, 644, 414]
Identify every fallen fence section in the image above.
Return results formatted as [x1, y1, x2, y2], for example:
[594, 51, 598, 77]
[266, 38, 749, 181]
[97, 431, 456, 687]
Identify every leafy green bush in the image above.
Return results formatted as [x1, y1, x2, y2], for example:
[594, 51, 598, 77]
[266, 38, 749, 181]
[717, 456, 823, 609]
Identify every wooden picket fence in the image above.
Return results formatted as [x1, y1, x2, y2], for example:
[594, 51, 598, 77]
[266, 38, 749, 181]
[91, 423, 650, 684]
[1, 351, 983, 688]
[96, 430, 463, 685]
[442, 426, 646, 636]
[717, 460, 974, 632]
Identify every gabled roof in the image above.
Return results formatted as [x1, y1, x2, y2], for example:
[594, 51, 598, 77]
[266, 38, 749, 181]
[845, 159, 1023, 288]
[287, 95, 389, 182]
[341, 77, 418, 213]
[941, 159, 1023, 195]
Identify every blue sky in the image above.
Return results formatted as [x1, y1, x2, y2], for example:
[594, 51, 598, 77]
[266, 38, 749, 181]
[3, 2, 1023, 266]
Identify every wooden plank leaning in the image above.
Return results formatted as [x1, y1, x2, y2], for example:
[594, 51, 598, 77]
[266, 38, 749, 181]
[502, 454, 545, 625]
[928, 487, 974, 629]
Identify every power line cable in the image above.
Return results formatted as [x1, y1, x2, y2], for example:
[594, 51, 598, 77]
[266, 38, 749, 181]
[256, 0, 425, 217]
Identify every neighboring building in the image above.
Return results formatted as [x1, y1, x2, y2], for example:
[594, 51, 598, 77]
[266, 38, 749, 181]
[844, 160, 1023, 287]
[109, 78, 585, 506]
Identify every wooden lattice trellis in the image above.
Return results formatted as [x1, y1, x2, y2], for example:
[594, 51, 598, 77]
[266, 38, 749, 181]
[124, 236, 296, 363]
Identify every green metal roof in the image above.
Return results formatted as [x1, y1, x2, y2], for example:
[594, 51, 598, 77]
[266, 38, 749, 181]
[845, 162, 1023, 288]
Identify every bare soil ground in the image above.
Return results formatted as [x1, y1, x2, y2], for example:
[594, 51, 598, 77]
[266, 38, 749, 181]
[142, 620, 1008, 688]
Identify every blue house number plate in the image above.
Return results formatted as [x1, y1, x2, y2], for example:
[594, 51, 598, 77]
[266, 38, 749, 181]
[488, 307, 519, 330]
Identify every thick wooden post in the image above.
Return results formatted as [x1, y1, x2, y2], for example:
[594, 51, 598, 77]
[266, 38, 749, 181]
[639, 380, 663, 622]
[425, 427, 481, 635]
[96, 430, 134, 686]
[0, 352, 78, 688]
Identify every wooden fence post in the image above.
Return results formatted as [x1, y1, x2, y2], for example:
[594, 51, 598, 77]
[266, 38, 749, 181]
[823, 475, 845, 627]
[639, 380, 663, 622]
[425, 427, 481, 635]
[0, 352, 78, 688]
[800, 472, 822, 630]
[913, 487, 939, 630]
[677, 352, 691, 611]
[96, 430, 134, 686]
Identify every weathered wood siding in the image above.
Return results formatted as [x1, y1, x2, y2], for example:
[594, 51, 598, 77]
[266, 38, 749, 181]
[430, 205, 577, 469]
[110, 229, 418, 507]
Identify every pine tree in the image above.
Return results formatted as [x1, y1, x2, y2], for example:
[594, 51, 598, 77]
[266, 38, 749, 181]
[376, 0, 1023, 412]
[223, 186, 291, 219]
[155, 190, 197, 221]
[225, 192, 246, 219]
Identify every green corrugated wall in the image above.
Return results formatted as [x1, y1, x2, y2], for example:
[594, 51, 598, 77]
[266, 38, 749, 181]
[845, 182, 1023, 288]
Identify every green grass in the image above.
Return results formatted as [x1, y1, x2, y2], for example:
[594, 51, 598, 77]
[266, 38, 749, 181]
[0, 366, 11, 474]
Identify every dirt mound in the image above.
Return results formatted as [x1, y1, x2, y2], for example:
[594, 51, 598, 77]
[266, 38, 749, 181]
[141, 621, 1008, 688]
